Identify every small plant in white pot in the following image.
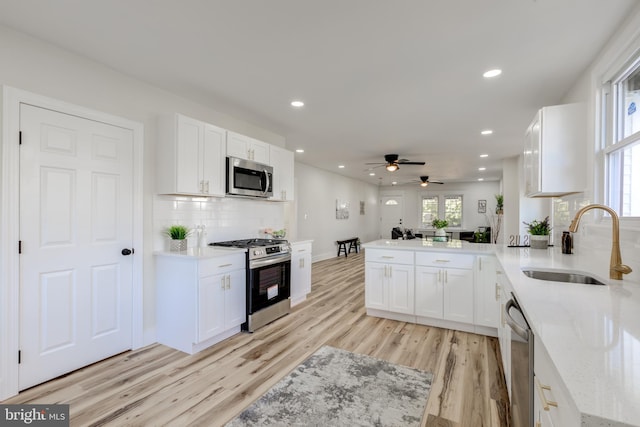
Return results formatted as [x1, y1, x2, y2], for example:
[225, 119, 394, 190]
[523, 216, 551, 249]
[431, 218, 448, 241]
[165, 225, 192, 252]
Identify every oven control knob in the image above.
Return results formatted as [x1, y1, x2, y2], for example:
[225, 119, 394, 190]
[253, 249, 260, 256]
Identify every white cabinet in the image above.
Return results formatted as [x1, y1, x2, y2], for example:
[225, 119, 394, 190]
[365, 249, 414, 315]
[290, 241, 312, 306]
[269, 145, 295, 201]
[474, 255, 499, 328]
[227, 131, 270, 164]
[496, 267, 512, 398]
[157, 113, 226, 196]
[534, 335, 581, 426]
[524, 103, 586, 197]
[156, 252, 246, 354]
[415, 252, 474, 324]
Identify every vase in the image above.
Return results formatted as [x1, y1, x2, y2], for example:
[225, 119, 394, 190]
[434, 228, 447, 242]
[529, 235, 548, 249]
[169, 239, 188, 252]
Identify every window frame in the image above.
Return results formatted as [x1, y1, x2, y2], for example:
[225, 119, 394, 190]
[602, 54, 640, 218]
[420, 193, 463, 228]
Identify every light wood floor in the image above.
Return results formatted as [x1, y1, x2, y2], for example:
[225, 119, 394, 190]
[4, 251, 509, 426]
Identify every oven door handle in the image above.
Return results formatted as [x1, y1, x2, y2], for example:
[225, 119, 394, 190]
[505, 299, 529, 341]
[250, 253, 291, 269]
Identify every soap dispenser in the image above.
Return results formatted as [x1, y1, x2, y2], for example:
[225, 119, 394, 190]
[561, 231, 573, 254]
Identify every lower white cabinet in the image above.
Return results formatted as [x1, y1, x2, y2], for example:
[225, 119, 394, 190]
[534, 335, 580, 426]
[475, 255, 499, 328]
[415, 254, 474, 324]
[156, 252, 246, 354]
[365, 249, 414, 315]
[290, 241, 312, 306]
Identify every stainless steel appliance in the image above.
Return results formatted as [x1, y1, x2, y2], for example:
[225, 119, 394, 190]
[226, 156, 273, 198]
[212, 238, 290, 332]
[505, 293, 534, 427]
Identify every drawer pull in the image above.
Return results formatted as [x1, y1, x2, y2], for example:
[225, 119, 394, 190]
[435, 259, 451, 263]
[381, 256, 394, 259]
[536, 379, 558, 411]
[218, 263, 233, 268]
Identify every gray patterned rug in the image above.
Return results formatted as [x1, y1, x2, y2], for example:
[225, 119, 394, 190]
[225, 345, 433, 427]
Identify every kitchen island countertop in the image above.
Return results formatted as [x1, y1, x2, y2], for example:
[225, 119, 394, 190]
[362, 238, 495, 254]
[154, 246, 246, 259]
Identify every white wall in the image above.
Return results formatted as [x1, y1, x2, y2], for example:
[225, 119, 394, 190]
[550, 5, 640, 281]
[379, 180, 502, 239]
[0, 24, 290, 341]
[294, 163, 380, 261]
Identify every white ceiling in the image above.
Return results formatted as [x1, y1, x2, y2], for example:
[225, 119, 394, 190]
[0, 0, 637, 186]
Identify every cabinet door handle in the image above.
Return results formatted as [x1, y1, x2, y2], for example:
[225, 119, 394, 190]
[438, 270, 442, 282]
[205, 180, 210, 193]
[495, 283, 501, 301]
[226, 275, 231, 290]
[221, 276, 226, 290]
[388, 265, 392, 278]
[536, 378, 558, 411]
[444, 270, 448, 283]
[200, 180, 204, 193]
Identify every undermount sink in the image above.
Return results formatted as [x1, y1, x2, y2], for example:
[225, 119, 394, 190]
[522, 269, 607, 286]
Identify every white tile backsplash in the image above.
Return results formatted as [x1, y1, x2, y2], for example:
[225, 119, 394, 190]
[153, 195, 288, 251]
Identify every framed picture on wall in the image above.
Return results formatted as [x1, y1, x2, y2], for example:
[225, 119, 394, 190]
[478, 199, 487, 213]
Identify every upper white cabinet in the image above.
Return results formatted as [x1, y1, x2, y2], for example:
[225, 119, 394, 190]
[524, 103, 586, 197]
[157, 113, 226, 197]
[269, 145, 295, 201]
[227, 131, 270, 164]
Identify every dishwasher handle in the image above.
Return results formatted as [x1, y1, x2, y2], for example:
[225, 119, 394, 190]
[505, 299, 529, 341]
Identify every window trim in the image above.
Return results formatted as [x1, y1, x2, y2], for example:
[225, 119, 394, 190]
[420, 193, 463, 228]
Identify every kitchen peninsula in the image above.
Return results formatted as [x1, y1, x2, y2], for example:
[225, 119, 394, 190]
[362, 238, 640, 426]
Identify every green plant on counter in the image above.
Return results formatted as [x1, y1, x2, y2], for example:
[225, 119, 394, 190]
[474, 230, 489, 243]
[523, 216, 551, 235]
[165, 225, 191, 240]
[431, 218, 448, 229]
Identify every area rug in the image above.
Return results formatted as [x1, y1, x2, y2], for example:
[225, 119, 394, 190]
[225, 345, 433, 427]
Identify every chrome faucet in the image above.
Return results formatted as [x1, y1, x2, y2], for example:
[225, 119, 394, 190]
[568, 204, 632, 280]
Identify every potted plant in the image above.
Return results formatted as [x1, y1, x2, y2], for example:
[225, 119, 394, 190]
[431, 218, 448, 241]
[165, 225, 191, 252]
[523, 216, 551, 249]
[495, 194, 504, 214]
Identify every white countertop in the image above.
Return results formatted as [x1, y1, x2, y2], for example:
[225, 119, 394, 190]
[495, 246, 640, 426]
[362, 238, 495, 254]
[154, 246, 247, 259]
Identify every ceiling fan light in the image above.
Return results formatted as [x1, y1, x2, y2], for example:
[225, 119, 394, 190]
[420, 182, 428, 187]
[386, 164, 398, 172]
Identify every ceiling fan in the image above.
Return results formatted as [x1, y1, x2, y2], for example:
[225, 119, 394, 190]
[413, 176, 444, 187]
[365, 154, 426, 172]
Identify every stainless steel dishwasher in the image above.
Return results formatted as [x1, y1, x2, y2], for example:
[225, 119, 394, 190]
[505, 293, 534, 427]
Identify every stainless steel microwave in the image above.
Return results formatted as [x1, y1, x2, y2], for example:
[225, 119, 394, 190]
[226, 156, 273, 198]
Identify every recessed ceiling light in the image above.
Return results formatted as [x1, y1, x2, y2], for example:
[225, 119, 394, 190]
[480, 154, 489, 158]
[290, 100, 305, 107]
[478, 167, 486, 171]
[483, 69, 502, 78]
[481, 129, 493, 135]
[391, 181, 398, 185]
[338, 165, 345, 169]
[369, 172, 375, 176]
[478, 178, 485, 181]
[296, 149, 304, 153]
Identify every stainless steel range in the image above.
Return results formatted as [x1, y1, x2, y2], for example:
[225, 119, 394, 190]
[211, 238, 291, 332]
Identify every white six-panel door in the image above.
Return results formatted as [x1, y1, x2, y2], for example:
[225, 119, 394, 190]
[19, 104, 134, 390]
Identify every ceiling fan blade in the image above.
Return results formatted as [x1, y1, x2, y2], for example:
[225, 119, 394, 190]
[364, 162, 386, 165]
[397, 161, 426, 165]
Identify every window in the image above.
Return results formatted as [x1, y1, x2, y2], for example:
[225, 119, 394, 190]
[604, 58, 640, 217]
[421, 194, 463, 227]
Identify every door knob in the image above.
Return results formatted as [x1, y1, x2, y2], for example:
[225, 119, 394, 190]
[121, 248, 133, 256]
